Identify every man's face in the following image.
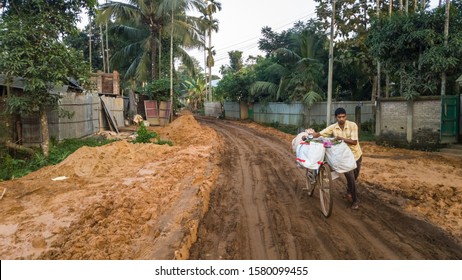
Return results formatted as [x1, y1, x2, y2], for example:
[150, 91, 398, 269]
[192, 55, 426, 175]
[336, 113, 347, 125]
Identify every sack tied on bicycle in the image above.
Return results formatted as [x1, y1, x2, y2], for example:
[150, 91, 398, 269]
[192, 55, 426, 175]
[295, 142, 326, 170]
[325, 141, 357, 173]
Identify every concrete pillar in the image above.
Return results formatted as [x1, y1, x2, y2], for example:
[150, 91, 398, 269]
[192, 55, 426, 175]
[406, 100, 413, 142]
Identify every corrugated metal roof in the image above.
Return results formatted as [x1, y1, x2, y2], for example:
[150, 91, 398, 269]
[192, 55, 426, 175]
[0, 74, 69, 93]
[0, 74, 26, 89]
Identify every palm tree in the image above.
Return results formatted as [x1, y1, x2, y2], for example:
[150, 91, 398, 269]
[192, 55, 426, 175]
[183, 78, 206, 112]
[201, 0, 222, 102]
[250, 28, 325, 104]
[99, 0, 204, 120]
[159, 0, 205, 119]
[98, 0, 165, 81]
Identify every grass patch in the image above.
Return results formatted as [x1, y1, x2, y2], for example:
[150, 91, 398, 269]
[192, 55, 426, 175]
[359, 131, 376, 141]
[0, 137, 115, 181]
[267, 122, 300, 135]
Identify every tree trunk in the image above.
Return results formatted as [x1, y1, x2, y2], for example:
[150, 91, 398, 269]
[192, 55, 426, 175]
[129, 87, 137, 119]
[105, 22, 110, 73]
[5, 140, 35, 155]
[170, 12, 174, 121]
[208, 28, 213, 102]
[151, 32, 158, 81]
[204, 40, 208, 101]
[159, 28, 162, 78]
[100, 25, 106, 73]
[89, 15, 92, 72]
[40, 109, 49, 157]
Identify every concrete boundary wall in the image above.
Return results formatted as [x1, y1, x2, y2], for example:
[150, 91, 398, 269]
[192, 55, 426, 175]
[204, 102, 222, 117]
[375, 96, 445, 146]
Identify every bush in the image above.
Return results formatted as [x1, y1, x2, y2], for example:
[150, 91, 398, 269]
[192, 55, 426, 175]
[133, 122, 157, 143]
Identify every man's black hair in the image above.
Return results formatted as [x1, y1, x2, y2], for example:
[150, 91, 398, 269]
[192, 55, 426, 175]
[335, 107, 346, 116]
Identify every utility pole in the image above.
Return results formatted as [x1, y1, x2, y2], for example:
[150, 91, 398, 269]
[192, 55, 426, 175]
[100, 25, 106, 73]
[441, 0, 450, 96]
[326, 0, 336, 125]
[89, 14, 92, 73]
[105, 21, 110, 73]
[376, 0, 381, 100]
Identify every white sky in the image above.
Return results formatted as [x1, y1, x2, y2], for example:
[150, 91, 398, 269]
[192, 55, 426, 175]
[80, 0, 441, 78]
[187, 0, 318, 76]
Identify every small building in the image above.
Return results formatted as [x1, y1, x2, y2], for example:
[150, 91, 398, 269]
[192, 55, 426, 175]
[0, 71, 123, 146]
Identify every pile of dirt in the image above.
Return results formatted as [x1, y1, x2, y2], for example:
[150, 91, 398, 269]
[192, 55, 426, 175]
[0, 114, 223, 259]
[360, 142, 462, 240]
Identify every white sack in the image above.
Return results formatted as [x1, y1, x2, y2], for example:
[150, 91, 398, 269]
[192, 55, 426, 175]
[295, 142, 326, 170]
[325, 142, 357, 173]
[291, 131, 308, 153]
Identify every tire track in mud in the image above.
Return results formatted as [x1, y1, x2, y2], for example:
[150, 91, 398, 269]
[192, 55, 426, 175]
[190, 118, 462, 260]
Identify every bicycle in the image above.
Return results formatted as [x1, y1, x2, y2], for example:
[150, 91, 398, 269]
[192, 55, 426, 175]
[298, 136, 335, 218]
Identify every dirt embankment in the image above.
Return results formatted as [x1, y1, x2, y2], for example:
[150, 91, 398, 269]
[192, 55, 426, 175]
[0, 113, 223, 259]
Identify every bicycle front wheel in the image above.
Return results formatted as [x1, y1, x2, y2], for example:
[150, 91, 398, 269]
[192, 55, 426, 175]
[318, 163, 333, 217]
[305, 169, 315, 197]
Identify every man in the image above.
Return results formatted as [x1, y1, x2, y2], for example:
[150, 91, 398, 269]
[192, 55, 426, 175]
[313, 107, 362, 209]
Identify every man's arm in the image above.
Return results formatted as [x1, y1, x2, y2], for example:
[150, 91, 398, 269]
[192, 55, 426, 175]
[337, 121, 359, 145]
[335, 136, 357, 145]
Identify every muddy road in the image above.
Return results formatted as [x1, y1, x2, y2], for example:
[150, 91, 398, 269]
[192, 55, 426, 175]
[190, 118, 462, 260]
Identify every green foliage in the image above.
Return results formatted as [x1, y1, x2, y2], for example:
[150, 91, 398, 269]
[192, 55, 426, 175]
[183, 78, 206, 111]
[267, 122, 299, 135]
[214, 67, 256, 102]
[133, 122, 157, 143]
[0, 137, 113, 181]
[219, 20, 328, 103]
[138, 79, 172, 101]
[0, 1, 94, 113]
[367, 5, 462, 99]
[156, 138, 173, 146]
[131, 122, 173, 146]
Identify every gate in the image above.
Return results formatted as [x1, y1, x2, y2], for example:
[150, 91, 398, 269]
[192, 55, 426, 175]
[441, 95, 460, 143]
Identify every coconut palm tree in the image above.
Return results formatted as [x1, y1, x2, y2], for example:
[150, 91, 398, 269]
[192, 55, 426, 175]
[98, 0, 165, 81]
[200, 0, 221, 101]
[159, 0, 205, 119]
[250, 28, 326, 104]
[99, 0, 205, 120]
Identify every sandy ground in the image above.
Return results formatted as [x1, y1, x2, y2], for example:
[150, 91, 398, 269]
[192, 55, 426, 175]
[0, 113, 461, 259]
[0, 113, 222, 259]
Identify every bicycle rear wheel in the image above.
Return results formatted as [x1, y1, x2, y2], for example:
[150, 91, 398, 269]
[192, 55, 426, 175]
[318, 163, 333, 217]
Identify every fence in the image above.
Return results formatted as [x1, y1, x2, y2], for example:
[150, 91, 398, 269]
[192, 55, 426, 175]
[223, 101, 375, 128]
[19, 92, 123, 145]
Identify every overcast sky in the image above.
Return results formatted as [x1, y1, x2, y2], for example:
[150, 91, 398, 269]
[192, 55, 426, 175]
[81, 0, 441, 78]
[187, 0, 317, 76]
